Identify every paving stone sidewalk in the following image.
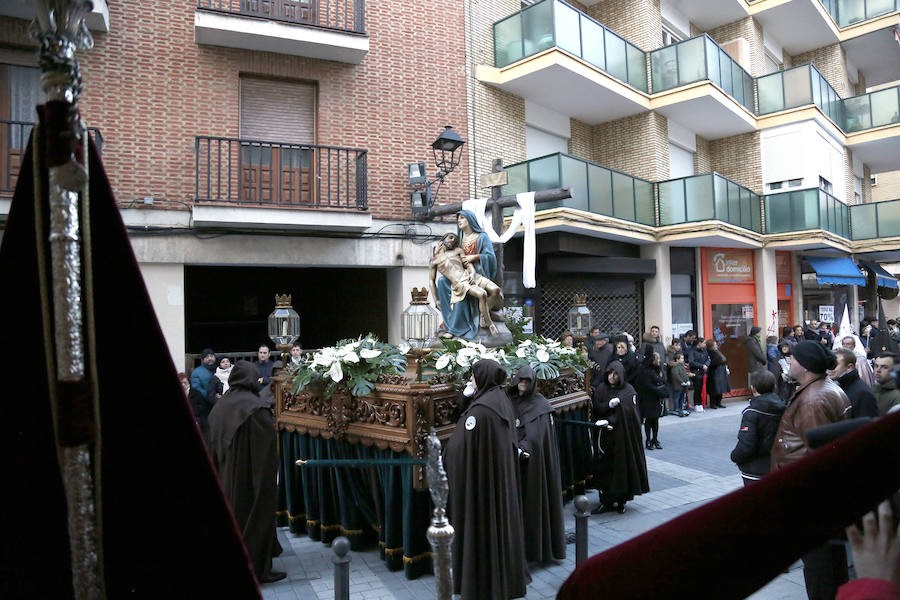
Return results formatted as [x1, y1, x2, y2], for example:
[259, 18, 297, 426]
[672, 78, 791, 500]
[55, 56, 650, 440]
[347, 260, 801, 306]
[263, 402, 815, 600]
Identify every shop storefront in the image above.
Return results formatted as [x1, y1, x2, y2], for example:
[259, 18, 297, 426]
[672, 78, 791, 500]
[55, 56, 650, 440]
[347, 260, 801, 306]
[701, 248, 756, 394]
[776, 251, 794, 332]
[800, 256, 865, 327]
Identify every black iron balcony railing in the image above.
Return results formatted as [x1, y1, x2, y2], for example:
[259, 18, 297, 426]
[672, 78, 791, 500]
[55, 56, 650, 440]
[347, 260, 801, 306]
[197, 0, 365, 34]
[1, 120, 103, 194]
[195, 136, 367, 210]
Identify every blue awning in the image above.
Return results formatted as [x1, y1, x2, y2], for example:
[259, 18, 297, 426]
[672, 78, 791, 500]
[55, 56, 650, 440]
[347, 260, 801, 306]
[805, 256, 866, 286]
[859, 260, 899, 289]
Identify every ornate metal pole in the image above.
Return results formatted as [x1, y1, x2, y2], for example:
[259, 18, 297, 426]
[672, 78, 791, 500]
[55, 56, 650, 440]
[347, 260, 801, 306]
[30, 2, 103, 598]
[425, 429, 454, 600]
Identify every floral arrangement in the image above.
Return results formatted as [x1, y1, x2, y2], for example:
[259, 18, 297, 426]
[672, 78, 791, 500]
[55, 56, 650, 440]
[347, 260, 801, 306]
[288, 335, 408, 398]
[427, 337, 588, 382]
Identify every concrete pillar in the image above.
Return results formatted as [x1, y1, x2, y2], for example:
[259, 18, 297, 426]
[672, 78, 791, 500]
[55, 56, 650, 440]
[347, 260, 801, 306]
[755, 247, 779, 340]
[641, 243, 672, 343]
[792, 252, 804, 325]
[695, 248, 705, 336]
[847, 283, 860, 332]
[138, 263, 185, 372]
[387, 266, 432, 345]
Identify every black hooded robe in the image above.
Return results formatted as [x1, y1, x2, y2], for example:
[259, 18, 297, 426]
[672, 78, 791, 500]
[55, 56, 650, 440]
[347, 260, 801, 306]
[446, 360, 530, 600]
[510, 366, 566, 563]
[590, 361, 650, 503]
[209, 361, 283, 580]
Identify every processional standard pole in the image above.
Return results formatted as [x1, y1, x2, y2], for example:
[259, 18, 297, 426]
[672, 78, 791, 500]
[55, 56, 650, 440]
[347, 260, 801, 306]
[30, 1, 104, 598]
[425, 429, 454, 600]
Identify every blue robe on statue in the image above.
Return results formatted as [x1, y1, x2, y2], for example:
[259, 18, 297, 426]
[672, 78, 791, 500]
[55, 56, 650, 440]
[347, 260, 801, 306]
[437, 210, 498, 339]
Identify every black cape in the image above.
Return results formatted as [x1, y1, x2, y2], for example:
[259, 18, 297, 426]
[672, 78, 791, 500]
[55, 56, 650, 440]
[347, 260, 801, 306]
[590, 361, 649, 503]
[587, 342, 614, 387]
[0, 131, 259, 596]
[509, 366, 565, 563]
[209, 361, 283, 579]
[446, 360, 530, 600]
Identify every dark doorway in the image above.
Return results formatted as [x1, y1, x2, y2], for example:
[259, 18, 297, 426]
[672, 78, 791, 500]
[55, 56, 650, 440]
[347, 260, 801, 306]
[185, 266, 388, 353]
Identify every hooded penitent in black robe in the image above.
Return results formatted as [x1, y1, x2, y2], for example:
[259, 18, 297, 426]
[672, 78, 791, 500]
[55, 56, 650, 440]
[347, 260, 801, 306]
[587, 341, 614, 387]
[209, 361, 283, 581]
[0, 133, 259, 595]
[509, 366, 566, 563]
[590, 361, 649, 504]
[446, 359, 530, 600]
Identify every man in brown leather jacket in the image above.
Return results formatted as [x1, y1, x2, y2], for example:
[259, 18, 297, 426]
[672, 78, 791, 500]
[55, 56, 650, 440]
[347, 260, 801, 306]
[772, 340, 851, 600]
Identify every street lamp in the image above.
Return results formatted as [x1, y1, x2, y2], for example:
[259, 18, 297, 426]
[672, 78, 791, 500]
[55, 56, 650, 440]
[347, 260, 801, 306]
[268, 294, 301, 359]
[567, 293, 592, 338]
[401, 287, 439, 381]
[408, 126, 466, 217]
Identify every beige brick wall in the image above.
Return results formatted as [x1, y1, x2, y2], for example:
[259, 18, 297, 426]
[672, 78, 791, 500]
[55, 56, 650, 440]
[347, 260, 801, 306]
[791, 44, 853, 98]
[863, 166, 873, 204]
[568, 118, 594, 161]
[705, 17, 765, 77]
[844, 149, 857, 204]
[871, 171, 900, 202]
[585, 0, 663, 51]
[465, 0, 527, 198]
[592, 111, 669, 181]
[708, 131, 763, 193]
[856, 71, 867, 95]
[694, 135, 712, 173]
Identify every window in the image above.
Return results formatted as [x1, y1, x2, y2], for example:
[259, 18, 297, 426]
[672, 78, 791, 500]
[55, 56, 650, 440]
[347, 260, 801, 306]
[788, 178, 802, 188]
[668, 143, 694, 178]
[871, 175, 878, 187]
[766, 179, 803, 192]
[0, 64, 41, 192]
[662, 25, 682, 47]
[768, 181, 783, 191]
[764, 50, 782, 75]
[819, 176, 833, 194]
[525, 125, 568, 159]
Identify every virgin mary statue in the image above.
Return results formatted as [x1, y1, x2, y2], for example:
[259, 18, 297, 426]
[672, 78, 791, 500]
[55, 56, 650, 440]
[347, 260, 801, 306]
[435, 210, 501, 339]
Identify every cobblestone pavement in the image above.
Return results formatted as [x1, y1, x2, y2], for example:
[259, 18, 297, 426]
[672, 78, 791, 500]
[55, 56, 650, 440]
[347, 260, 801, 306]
[263, 401, 817, 600]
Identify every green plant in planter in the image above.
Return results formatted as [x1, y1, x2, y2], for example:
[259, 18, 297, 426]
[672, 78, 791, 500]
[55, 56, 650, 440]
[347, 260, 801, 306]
[287, 334, 408, 398]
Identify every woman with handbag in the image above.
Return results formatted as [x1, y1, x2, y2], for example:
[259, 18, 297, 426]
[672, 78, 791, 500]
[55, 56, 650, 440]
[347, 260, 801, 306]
[705, 339, 731, 409]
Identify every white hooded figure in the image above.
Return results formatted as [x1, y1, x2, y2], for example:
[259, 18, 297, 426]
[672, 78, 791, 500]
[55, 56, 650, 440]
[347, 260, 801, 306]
[832, 305, 875, 387]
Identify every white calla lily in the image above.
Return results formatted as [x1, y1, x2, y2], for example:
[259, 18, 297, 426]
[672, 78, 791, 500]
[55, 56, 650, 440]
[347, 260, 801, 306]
[435, 354, 452, 370]
[329, 360, 344, 382]
[536, 349, 550, 363]
[398, 342, 411, 355]
[343, 351, 360, 363]
[360, 348, 382, 359]
[515, 347, 527, 358]
[456, 354, 471, 367]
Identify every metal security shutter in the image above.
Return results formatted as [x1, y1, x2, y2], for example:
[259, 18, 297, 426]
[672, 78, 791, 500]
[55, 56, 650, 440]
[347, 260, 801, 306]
[240, 77, 315, 143]
[539, 278, 643, 340]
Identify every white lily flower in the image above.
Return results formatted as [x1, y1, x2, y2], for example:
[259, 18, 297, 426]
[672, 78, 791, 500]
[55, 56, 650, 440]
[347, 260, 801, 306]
[548, 341, 561, 348]
[348, 341, 362, 349]
[496, 349, 508, 362]
[343, 351, 360, 364]
[475, 343, 487, 352]
[397, 342, 411, 355]
[520, 339, 532, 347]
[536, 349, 550, 363]
[515, 347, 527, 358]
[360, 348, 382, 359]
[329, 360, 343, 382]
[435, 354, 452, 370]
[458, 347, 478, 358]
[456, 354, 471, 367]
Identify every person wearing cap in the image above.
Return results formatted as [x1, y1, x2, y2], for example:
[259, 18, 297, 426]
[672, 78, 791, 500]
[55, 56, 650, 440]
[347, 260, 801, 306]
[772, 340, 851, 600]
[189, 348, 218, 441]
[745, 326, 767, 380]
[587, 332, 613, 388]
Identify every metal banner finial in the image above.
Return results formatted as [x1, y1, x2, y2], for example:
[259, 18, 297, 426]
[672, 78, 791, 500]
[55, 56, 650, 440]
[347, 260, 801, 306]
[425, 429, 454, 600]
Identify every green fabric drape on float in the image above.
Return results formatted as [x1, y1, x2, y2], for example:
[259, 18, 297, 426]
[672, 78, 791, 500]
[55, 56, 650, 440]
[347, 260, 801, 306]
[276, 432, 433, 578]
[554, 406, 595, 500]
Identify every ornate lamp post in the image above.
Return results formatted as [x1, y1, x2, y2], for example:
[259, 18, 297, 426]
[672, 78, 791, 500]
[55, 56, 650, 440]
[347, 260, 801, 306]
[267, 294, 301, 360]
[401, 287, 439, 381]
[568, 293, 592, 338]
[408, 126, 466, 217]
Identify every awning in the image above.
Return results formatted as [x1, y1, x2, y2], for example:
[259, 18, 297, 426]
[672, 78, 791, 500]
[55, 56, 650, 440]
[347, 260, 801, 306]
[804, 256, 866, 286]
[859, 260, 900, 289]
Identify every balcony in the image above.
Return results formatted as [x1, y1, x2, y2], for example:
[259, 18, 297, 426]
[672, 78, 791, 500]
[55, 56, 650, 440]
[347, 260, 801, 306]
[765, 188, 850, 239]
[820, 0, 899, 28]
[195, 0, 368, 64]
[0, 0, 110, 32]
[1, 120, 103, 196]
[658, 172, 763, 234]
[843, 85, 900, 172]
[648, 34, 757, 139]
[850, 198, 900, 239]
[756, 63, 843, 126]
[501, 152, 656, 227]
[193, 136, 371, 231]
[481, 0, 649, 124]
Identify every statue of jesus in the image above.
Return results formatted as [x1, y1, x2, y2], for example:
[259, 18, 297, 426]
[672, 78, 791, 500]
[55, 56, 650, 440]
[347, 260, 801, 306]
[430, 232, 501, 337]
[431, 211, 504, 339]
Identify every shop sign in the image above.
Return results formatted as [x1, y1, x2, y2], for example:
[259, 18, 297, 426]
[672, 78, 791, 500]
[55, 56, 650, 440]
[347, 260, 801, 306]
[819, 305, 835, 323]
[742, 305, 754, 319]
[776, 252, 792, 282]
[707, 250, 754, 283]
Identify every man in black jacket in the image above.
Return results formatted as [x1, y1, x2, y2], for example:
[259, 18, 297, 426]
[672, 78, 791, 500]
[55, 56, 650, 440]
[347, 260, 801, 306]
[681, 331, 708, 411]
[730, 370, 786, 485]
[830, 348, 879, 418]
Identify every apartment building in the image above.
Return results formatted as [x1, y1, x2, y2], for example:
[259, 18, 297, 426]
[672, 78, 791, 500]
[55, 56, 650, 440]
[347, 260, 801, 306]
[0, 0, 470, 367]
[467, 0, 900, 392]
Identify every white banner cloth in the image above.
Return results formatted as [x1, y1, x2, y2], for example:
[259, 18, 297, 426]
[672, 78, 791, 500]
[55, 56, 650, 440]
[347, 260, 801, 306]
[461, 192, 536, 288]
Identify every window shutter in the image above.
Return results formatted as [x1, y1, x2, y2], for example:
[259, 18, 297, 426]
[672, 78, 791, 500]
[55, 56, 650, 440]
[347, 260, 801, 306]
[239, 77, 315, 144]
